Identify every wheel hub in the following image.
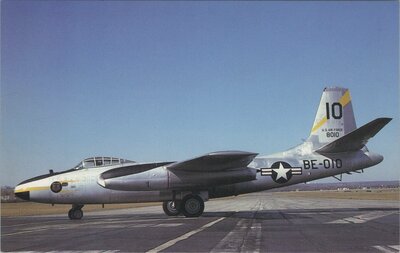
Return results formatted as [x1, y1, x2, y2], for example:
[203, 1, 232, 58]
[185, 199, 200, 214]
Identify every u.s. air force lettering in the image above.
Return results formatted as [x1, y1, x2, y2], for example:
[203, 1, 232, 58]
[261, 161, 302, 184]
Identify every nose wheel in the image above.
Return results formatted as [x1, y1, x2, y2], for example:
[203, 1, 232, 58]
[68, 204, 84, 220]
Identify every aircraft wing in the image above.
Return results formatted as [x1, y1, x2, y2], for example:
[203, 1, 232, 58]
[97, 151, 258, 191]
[315, 117, 392, 154]
[166, 151, 258, 172]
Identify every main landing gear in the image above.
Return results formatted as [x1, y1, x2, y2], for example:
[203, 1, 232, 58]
[68, 204, 84, 220]
[162, 194, 205, 218]
[163, 200, 181, 216]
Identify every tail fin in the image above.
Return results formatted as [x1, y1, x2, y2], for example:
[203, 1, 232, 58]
[308, 87, 357, 148]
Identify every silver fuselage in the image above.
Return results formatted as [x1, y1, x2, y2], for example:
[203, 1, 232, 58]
[14, 142, 382, 205]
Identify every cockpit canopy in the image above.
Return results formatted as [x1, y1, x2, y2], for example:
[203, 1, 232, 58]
[73, 157, 135, 170]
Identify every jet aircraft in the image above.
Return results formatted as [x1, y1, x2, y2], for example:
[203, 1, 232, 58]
[14, 87, 391, 219]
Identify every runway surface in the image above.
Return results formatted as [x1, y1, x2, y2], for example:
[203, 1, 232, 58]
[2, 192, 399, 252]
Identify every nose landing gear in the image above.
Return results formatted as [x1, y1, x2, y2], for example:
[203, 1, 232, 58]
[68, 204, 84, 220]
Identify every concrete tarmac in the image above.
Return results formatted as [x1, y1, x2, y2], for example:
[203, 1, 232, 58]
[2, 192, 399, 252]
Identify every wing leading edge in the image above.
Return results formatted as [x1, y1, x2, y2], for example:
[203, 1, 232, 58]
[166, 151, 258, 172]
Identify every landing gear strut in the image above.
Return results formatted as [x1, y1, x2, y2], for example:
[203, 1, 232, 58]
[68, 204, 84, 220]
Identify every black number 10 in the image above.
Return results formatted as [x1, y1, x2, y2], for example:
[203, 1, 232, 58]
[326, 102, 343, 119]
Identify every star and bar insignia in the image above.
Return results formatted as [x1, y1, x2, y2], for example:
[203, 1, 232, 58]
[261, 161, 302, 184]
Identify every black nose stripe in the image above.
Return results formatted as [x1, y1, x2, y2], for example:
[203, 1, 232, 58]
[15, 191, 30, 201]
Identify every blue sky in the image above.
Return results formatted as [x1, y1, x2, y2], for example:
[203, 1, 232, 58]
[1, 1, 398, 186]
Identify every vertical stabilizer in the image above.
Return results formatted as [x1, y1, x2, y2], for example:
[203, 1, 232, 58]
[308, 87, 357, 147]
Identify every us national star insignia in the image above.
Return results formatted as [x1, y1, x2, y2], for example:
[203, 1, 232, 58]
[261, 161, 302, 184]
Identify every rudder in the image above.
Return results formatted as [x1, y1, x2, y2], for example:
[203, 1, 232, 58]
[308, 87, 357, 147]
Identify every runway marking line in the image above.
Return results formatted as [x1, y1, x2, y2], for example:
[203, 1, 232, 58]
[1, 219, 67, 228]
[326, 211, 397, 224]
[373, 245, 400, 253]
[2, 217, 187, 237]
[2, 228, 50, 237]
[146, 217, 225, 253]
[2, 222, 92, 237]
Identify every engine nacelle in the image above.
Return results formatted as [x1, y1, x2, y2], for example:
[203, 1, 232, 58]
[98, 167, 257, 191]
[98, 167, 168, 191]
[168, 167, 257, 189]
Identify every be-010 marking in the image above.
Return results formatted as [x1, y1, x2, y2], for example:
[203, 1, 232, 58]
[303, 159, 342, 170]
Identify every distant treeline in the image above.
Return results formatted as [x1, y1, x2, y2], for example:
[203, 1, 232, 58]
[268, 180, 400, 192]
[1, 186, 21, 203]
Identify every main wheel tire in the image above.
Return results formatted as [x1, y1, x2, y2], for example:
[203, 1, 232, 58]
[72, 209, 83, 220]
[68, 209, 83, 220]
[163, 201, 181, 216]
[181, 195, 204, 217]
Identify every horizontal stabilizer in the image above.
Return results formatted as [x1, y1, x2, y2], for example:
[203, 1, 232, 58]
[167, 151, 258, 172]
[315, 117, 392, 154]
